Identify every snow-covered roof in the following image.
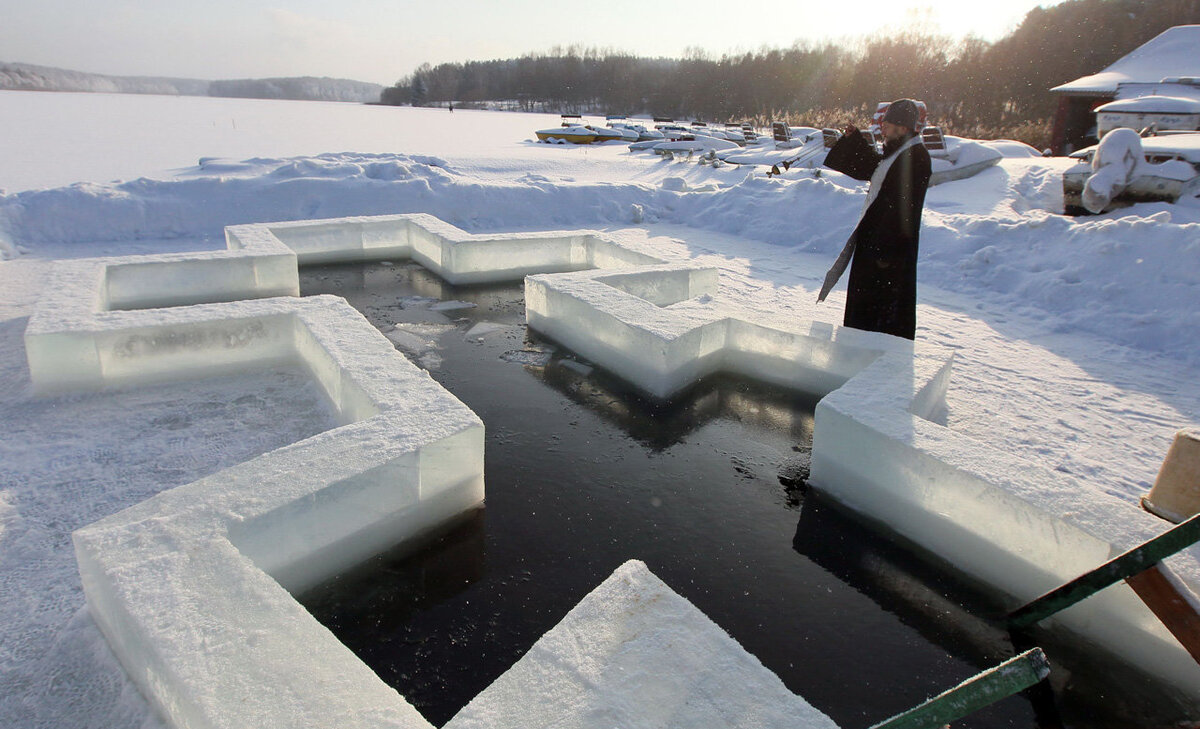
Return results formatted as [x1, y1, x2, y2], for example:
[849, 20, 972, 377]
[1096, 95, 1200, 114]
[1114, 81, 1200, 102]
[1051, 25, 1200, 95]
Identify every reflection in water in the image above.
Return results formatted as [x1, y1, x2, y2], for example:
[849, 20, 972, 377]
[793, 495, 1196, 728]
[531, 348, 819, 452]
[299, 511, 488, 712]
[794, 496, 1013, 667]
[302, 510, 487, 631]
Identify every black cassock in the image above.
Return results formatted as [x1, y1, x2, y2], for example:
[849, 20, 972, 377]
[823, 132, 931, 340]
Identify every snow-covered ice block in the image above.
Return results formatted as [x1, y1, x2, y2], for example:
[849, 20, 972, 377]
[100, 228, 297, 310]
[446, 560, 839, 729]
[26, 262, 301, 393]
[813, 364, 1200, 696]
[103, 251, 296, 310]
[723, 319, 881, 396]
[525, 266, 723, 397]
[595, 266, 718, 306]
[24, 231, 300, 391]
[26, 216, 669, 389]
[232, 213, 666, 285]
[71, 294, 483, 729]
[441, 232, 589, 282]
[525, 265, 909, 400]
[588, 236, 665, 269]
[246, 214, 414, 264]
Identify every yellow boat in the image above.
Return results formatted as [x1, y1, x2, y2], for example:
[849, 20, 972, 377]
[536, 126, 597, 144]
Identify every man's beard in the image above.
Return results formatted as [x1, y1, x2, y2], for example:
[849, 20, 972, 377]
[883, 133, 916, 157]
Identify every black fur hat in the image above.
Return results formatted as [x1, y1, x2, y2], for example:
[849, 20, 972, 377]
[882, 99, 920, 130]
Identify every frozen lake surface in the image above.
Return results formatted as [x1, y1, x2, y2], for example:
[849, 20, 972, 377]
[2, 91, 1199, 728]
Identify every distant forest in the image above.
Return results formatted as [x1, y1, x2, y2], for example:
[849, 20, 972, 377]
[0, 62, 384, 103]
[380, 0, 1200, 146]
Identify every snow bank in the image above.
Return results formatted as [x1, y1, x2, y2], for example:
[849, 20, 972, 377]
[0, 152, 673, 248]
[5, 149, 1198, 366]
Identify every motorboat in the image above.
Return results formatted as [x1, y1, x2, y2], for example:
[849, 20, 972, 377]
[535, 125, 598, 144]
[926, 134, 1005, 186]
[588, 126, 628, 143]
[1063, 129, 1200, 213]
[725, 125, 1006, 182]
[1095, 95, 1200, 137]
[618, 124, 664, 143]
[650, 135, 740, 155]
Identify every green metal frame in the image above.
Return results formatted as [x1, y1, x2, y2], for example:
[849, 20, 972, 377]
[1007, 512, 1200, 631]
[869, 648, 1050, 729]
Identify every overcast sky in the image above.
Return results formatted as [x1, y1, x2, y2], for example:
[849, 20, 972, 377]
[1, 0, 1061, 86]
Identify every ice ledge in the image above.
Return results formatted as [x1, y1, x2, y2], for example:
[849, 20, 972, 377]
[59, 294, 484, 729]
[446, 560, 839, 729]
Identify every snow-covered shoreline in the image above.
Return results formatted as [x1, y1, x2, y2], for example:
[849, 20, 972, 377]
[2, 91, 1198, 727]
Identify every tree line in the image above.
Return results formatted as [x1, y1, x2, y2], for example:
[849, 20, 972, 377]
[380, 0, 1200, 147]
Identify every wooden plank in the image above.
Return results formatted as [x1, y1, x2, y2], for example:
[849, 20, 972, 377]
[869, 648, 1050, 729]
[1126, 563, 1200, 663]
[1008, 512, 1200, 630]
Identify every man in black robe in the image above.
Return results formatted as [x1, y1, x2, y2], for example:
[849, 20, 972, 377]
[818, 99, 931, 340]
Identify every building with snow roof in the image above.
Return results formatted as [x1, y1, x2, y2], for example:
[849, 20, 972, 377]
[1050, 25, 1200, 153]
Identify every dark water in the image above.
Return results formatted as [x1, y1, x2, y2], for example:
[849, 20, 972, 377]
[296, 262, 1191, 729]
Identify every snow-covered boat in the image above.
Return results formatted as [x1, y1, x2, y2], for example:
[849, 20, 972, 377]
[723, 129, 824, 166]
[627, 122, 743, 154]
[1062, 129, 1200, 214]
[771, 123, 821, 149]
[630, 125, 665, 142]
[927, 135, 1005, 186]
[607, 122, 655, 142]
[653, 123, 696, 142]
[1095, 95, 1200, 137]
[588, 126, 628, 143]
[536, 126, 598, 144]
[722, 125, 1007, 182]
[650, 135, 740, 154]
